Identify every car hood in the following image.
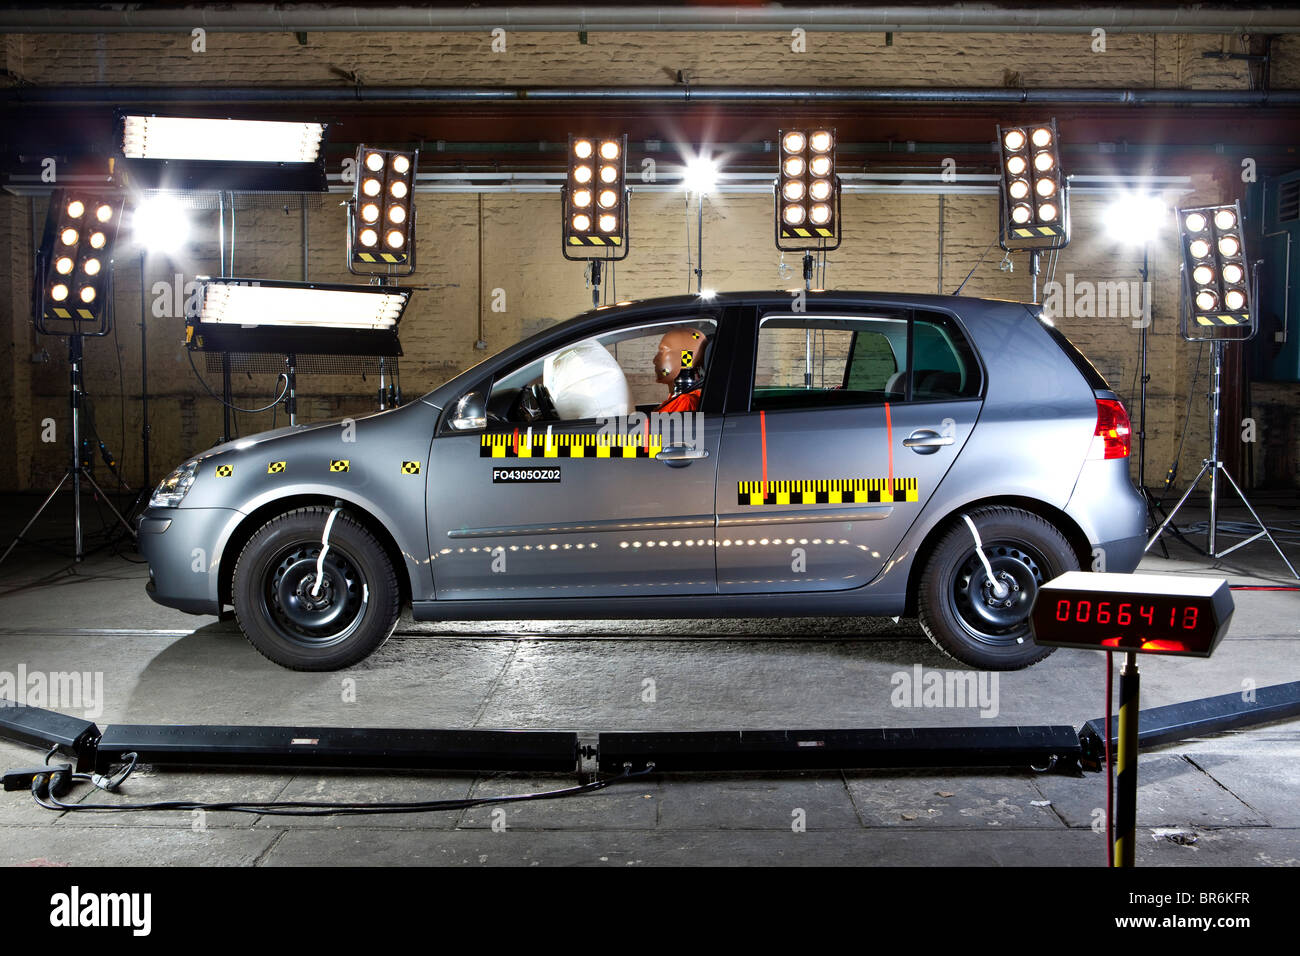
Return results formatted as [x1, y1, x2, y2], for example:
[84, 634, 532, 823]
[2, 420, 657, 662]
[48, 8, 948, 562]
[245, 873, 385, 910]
[190, 404, 410, 461]
[192, 419, 343, 461]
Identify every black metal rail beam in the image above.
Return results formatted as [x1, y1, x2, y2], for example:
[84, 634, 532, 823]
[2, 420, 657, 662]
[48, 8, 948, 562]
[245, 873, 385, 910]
[598, 726, 1083, 773]
[1079, 680, 1300, 765]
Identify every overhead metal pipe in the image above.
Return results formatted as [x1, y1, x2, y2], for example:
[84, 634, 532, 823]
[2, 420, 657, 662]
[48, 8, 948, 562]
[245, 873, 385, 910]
[1, 5, 1299, 34]
[7, 85, 1300, 108]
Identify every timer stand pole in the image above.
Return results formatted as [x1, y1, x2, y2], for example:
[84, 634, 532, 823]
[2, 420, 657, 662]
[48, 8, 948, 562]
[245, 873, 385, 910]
[1145, 340, 1298, 578]
[1114, 651, 1139, 868]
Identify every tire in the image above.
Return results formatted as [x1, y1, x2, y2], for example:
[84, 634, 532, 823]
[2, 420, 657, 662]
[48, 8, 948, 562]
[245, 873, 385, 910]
[917, 506, 1078, 670]
[232, 507, 400, 671]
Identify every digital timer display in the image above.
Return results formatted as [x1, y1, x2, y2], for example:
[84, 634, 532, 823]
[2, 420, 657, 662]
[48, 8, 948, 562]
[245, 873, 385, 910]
[1030, 572, 1234, 658]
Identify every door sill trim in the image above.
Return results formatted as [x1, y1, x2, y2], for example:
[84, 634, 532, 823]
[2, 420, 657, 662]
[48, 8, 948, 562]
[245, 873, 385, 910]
[718, 506, 892, 527]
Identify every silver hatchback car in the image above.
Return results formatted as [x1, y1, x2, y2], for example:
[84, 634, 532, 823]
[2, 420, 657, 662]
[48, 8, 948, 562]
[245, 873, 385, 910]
[140, 292, 1145, 671]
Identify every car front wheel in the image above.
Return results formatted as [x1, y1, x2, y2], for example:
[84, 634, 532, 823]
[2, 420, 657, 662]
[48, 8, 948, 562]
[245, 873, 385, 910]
[917, 506, 1079, 670]
[232, 507, 400, 670]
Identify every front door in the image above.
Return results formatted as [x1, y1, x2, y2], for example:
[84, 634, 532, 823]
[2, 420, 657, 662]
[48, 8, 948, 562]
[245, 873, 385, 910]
[427, 312, 727, 600]
[715, 307, 984, 593]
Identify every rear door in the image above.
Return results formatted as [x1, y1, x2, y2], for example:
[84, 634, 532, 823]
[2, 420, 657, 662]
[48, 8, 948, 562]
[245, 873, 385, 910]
[715, 306, 984, 593]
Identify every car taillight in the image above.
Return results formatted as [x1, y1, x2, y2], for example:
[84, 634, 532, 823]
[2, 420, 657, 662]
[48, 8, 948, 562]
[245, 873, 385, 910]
[1093, 398, 1132, 460]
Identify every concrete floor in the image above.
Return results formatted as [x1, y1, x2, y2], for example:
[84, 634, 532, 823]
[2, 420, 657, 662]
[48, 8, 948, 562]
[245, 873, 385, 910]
[0, 491, 1296, 866]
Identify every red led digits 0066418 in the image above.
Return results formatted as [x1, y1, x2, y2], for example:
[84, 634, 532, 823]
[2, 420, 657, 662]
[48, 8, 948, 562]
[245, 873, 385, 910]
[1052, 599, 1199, 630]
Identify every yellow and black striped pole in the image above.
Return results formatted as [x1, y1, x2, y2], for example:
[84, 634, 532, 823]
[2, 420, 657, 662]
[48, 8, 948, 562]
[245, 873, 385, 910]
[1114, 651, 1140, 867]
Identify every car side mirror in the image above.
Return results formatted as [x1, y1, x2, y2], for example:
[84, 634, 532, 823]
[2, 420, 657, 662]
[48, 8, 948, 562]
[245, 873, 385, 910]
[449, 391, 487, 431]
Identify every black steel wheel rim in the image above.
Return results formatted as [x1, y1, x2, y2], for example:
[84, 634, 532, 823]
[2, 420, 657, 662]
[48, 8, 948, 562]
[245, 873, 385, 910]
[949, 541, 1046, 647]
[260, 541, 368, 648]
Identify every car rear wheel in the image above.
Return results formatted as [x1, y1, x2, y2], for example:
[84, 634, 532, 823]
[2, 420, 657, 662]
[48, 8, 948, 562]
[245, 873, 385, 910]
[917, 506, 1078, 670]
[232, 507, 400, 671]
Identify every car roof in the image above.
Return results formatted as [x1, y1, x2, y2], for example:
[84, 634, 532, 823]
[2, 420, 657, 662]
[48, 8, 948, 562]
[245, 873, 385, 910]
[567, 290, 1030, 323]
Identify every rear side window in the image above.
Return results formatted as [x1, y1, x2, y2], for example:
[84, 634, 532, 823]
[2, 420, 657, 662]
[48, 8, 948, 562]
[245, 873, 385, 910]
[1035, 312, 1111, 391]
[754, 314, 907, 410]
[752, 310, 980, 411]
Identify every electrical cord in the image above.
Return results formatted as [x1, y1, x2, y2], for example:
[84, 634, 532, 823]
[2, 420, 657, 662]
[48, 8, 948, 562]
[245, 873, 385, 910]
[111, 316, 128, 486]
[684, 193, 693, 293]
[952, 235, 1000, 295]
[1176, 519, 1300, 541]
[186, 348, 289, 414]
[30, 758, 654, 818]
[1156, 343, 1205, 507]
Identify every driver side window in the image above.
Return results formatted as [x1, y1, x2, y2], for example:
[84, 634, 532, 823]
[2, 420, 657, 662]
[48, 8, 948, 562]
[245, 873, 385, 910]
[486, 317, 717, 425]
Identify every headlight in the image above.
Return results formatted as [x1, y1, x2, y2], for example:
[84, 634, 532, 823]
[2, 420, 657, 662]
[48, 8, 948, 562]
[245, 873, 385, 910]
[150, 460, 199, 508]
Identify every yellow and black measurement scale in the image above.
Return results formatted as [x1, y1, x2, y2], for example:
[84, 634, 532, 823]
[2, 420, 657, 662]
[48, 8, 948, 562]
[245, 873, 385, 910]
[737, 478, 919, 506]
[480, 433, 663, 459]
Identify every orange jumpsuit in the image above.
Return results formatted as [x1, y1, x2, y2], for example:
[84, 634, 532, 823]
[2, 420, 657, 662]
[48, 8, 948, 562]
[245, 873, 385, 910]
[655, 389, 701, 414]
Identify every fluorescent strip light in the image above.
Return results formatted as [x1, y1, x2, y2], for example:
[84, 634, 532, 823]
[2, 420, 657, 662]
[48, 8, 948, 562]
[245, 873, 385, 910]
[122, 116, 326, 163]
[200, 282, 407, 330]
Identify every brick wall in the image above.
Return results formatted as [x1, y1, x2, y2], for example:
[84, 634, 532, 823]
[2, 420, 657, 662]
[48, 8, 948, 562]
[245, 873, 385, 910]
[1, 27, 1295, 491]
[0, 30, 1278, 89]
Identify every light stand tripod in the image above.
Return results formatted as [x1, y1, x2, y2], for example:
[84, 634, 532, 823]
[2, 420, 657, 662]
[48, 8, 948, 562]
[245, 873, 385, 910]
[0, 327, 137, 567]
[1147, 337, 1298, 576]
[1146, 259, 1298, 578]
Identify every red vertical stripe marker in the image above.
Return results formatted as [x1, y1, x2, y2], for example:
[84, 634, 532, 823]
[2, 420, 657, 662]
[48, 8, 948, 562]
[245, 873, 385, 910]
[512, 428, 519, 457]
[884, 402, 894, 496]
[760, 409, 769, 500]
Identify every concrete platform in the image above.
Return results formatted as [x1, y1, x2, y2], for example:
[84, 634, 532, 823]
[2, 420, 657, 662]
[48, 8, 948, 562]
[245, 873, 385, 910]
[0, 491, 1296, 866]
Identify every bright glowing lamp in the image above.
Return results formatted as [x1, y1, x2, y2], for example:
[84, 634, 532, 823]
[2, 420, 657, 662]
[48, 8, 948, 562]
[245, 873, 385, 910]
[132, 194, 190, 253]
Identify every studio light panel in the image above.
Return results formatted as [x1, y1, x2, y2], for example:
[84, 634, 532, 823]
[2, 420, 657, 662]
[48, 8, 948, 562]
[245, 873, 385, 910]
[563, 135, 627, 257]
[115, 112, 330, 191]
[197, 278, 410, 331]
[776, 128, 840, 250]
[1178, 202, 1252, 333]
[351, 146, 417, 271]
[121, 115, 325, 164]
[998, 120, 1067, 248]
[41, 191, 122, 324]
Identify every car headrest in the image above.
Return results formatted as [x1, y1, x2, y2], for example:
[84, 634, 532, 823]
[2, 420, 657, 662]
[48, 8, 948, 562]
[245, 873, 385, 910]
[915, 370, 962, 398]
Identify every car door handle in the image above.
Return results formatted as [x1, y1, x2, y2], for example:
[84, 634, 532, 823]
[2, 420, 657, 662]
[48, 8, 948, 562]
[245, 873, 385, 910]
[657, 444, 710, 467]
[903, 429, 954, 454]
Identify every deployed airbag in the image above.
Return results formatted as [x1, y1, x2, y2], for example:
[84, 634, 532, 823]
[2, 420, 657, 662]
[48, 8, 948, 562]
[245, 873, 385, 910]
[543, 338, 633, 420]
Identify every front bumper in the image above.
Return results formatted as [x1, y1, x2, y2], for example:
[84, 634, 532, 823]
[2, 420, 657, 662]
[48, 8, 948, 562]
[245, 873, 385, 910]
[138, 506, 242, 616]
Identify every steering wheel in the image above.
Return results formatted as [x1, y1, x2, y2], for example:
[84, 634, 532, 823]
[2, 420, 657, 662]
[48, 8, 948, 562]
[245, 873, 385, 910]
[510, 382, 558, 423]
